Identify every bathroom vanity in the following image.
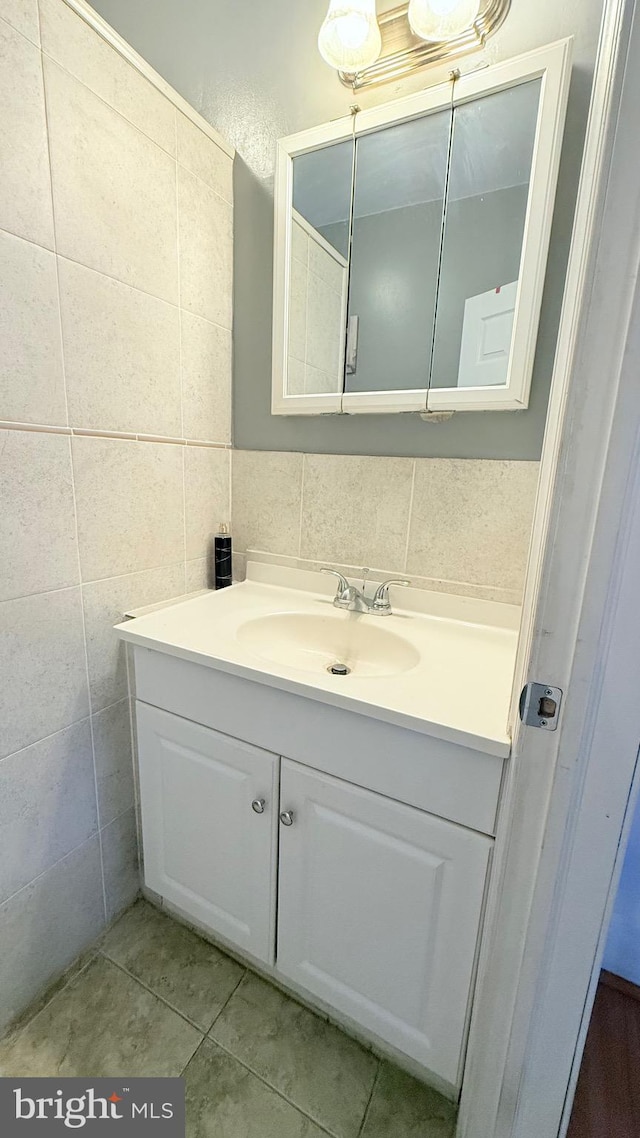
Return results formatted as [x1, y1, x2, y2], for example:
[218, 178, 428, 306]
[116, 564, 519, 1096]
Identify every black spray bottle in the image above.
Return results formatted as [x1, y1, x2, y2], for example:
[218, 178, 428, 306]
[214, 523, 233, 589]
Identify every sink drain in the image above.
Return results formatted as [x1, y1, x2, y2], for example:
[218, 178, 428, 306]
[328, 662, 351, 676]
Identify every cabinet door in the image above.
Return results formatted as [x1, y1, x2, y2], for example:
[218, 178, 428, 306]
[136, 702, 278, 965]
[277, 759, 491, 1088]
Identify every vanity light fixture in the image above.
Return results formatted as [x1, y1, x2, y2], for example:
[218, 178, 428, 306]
[329, 0, 512, 89]
[408, 0, 481, 42]
[318, 0, 383, 72]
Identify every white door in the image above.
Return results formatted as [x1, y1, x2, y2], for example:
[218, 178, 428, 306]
[457, 281, 518, 388]
[276, 759, 492, 1088]
[136, 702, 279, 964]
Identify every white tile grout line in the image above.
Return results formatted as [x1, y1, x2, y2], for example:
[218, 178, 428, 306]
[0, 830, 104, 912]
[0, 715, 92, 766]
[1, 560, 193, 608]
[0, 223, 234, 331]
[41, 51, 177, 163]
[403, 459, 417, 575]
[0, 421, 232, 447]
[0, 7, 40, 49]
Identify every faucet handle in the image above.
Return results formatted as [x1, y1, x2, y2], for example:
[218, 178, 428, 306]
[320, 567, 350, 596]
[372, 578, 410, 611]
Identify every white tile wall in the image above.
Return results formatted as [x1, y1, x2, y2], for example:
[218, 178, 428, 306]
[0, 0, 234, 1032]
[0, 19, 53, 247]
[38, 0, 176, 154]
[178, 166, 233, 327]
[300, 454, 414, 568]
[232, 450, 539, 605]
[184, 445, 231, 561]
[176, 111, 233, 202]
[71, 436, 186, 580]
[0, 232, 65, 424]
[232, 450, 304, 557]
[0, 430, 78, 600]
[58, 260, 182, 437]
[0, 588, 90, 758]
[2, 0, 40, 44]
[81, 565, 186, 714]
[92, 698, 135, 829]
[0, 721, 97, 904]
[101, 807, 140, 924]
[45, 59, 179, 303]
[181, 310, 232, 444]
[0, 838, 105, 1031]
[406, 459, 538, 593]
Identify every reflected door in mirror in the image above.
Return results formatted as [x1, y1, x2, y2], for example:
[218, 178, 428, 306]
[429, 80, 542, 395]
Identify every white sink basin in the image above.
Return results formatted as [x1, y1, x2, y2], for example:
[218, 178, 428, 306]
[235, 611, 420, 677]
[115, 561, 521, 754]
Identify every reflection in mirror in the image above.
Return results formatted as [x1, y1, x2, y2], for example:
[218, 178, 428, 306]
[343, 111, 451, 394]
[287, 141, 353, 398]
[429, 79, 542, 392]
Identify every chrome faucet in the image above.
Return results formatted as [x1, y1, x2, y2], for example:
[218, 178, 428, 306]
[321, 569, 409, 616]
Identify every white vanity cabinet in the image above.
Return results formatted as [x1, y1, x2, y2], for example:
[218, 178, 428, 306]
[277, 759, 492, 1088]
[134, 693, 495, 1091]
[136, 702, 279, 964]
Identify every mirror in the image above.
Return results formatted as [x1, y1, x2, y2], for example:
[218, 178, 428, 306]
[345, 110, 450, 394]
[429, 79, 542, 394]
[287, 141, 352, 398]
[272, 40, 571, 415]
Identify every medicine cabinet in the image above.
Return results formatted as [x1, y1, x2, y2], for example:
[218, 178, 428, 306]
[271, 39, 572, 416]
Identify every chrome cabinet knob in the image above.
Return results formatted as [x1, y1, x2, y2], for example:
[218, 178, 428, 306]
[252, 798, 266, 814]
[279, 810, 294, 827]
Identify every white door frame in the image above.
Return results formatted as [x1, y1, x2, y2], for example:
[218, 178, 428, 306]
[459, 0, 640, 1134]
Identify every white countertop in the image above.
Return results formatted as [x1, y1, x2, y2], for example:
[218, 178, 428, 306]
[115, 563, 519, 757]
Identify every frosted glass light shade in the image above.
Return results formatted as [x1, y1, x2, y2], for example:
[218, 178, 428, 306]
[408, 0, 481, 42]
[318, 0, 382, 71]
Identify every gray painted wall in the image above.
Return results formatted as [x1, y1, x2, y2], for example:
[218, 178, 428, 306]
[92, 0, 605, 459]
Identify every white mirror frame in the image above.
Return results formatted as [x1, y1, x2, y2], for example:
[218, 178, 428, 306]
[272, 39, 572, 417]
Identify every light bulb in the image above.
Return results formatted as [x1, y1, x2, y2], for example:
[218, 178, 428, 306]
[408, 0, 481, 42]
[318, 0, 382, 72]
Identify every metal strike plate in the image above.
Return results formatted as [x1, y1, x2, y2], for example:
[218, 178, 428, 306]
[519, 682, 563, 730]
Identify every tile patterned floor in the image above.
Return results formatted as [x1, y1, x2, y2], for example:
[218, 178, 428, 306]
[0, 900, 457, 1137]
